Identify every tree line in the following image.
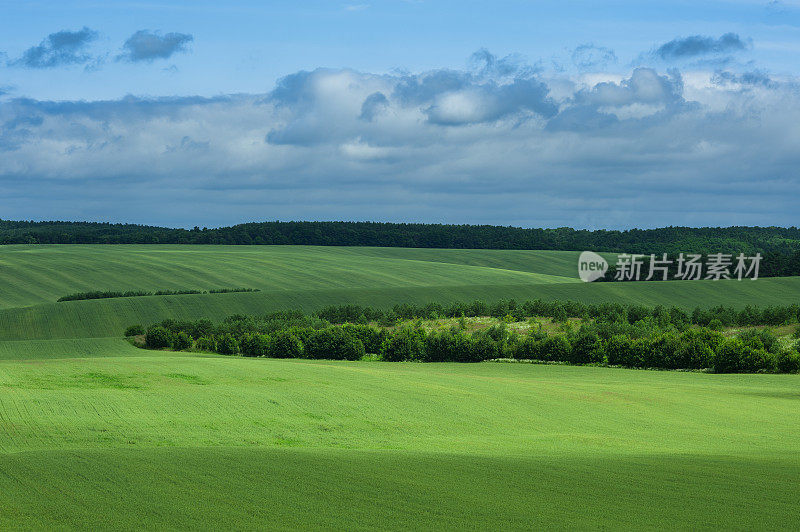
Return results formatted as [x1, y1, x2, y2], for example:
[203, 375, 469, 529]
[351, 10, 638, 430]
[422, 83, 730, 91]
[57, 287, 259, 302]
[3, 219, 800, 257]
[127, 299, 800, 374]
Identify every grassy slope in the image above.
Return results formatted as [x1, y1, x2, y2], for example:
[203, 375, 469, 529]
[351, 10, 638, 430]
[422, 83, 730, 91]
[1, 356, 799, 529]
[0, 244, 798, 343]
[1, 245, 799, 528]
[0, 245, 578, 309]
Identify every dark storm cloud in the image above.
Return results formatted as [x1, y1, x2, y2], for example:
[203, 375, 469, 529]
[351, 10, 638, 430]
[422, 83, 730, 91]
[118, 30, 193, 62]
[11, 27, 99, 68]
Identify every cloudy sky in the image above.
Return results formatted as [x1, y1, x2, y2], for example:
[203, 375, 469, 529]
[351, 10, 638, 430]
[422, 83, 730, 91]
[1, 1, 799, 229]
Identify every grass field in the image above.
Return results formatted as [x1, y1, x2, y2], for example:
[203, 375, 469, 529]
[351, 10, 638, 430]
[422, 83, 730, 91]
[1, 244, 799, 529]
[2, 355, 800, 529]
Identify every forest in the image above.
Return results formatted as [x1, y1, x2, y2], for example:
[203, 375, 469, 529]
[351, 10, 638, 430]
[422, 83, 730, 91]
[2, 219, 800, 256]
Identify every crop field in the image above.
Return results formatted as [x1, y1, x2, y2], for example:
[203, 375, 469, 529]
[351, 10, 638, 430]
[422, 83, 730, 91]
[1, 244, 799, 342]
[1, 244, 799, 529]
[2, 356, 800, 529]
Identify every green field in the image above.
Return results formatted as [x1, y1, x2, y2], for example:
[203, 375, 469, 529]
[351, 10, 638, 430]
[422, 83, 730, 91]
[2, 356, 800, 529]
[1, 244, 799, 529]
[1, 244, 799, 342]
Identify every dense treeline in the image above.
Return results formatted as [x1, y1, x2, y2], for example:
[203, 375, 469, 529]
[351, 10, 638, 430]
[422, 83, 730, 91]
[57, 288, 259, 302]
[3, 219, 800, 257]
[312, 299, 800, 328]
[129, 299, 800, 374]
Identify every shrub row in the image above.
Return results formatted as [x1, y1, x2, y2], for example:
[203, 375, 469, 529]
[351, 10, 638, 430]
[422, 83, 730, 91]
[314, 300, 800, 328]
[58, 287, 260, 302]
[138, 317, 800, 374]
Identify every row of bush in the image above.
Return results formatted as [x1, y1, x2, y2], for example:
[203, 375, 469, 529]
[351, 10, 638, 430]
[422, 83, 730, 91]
[58, 287, 259, 302]
[132, 313, 800, 373]
[313, 300, 800, 328]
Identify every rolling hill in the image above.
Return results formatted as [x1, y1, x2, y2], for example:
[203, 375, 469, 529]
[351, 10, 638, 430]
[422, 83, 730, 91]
[1, 243, 799, 529]
[0, 244, 798, 344]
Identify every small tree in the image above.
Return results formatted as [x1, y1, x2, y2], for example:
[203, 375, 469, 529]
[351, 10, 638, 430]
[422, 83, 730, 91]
[173, 332, 193, 351]
[569, 331, 604, 365]
[776, 349, 800, 374]
[267, 330, 304, 359]
[217, 333, 240, 355]
[145, 326, 175, 350]
[381, 328, 426, 362]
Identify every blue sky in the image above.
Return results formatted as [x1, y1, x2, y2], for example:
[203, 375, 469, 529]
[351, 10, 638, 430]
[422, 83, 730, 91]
[1, 1, 800, 228]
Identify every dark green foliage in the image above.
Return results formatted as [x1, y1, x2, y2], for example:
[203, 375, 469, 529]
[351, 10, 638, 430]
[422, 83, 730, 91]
[424, 330, 472, 362]
[6, 220, 800, 261]
[130, 298, 800, 372]
[737, 328, 780, 353]
[217, 334, 241, 355]
[776, 349, 800, 374]
[173, 332, 193, 351]
[713, 339, 774, 373]
[537, 336, 572, 362]
[195, 336, 217, 352]
[58, 288, 258, 302]
[605, 335, 634, 366]
[340, 324, 386, 354]
[145, 326, 175, 349]
[305, 328, 365, 361]
[381, 328, 426, 362]
[124, 324, 145, 336]
[569, 331, 604, 365]
[674, 329, 720, 369]
[240, 334, 270, 357]
[266, 331, 304, 359]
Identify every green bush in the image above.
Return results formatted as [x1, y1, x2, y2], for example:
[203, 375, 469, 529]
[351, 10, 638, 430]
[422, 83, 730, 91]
[425, 330, 471, 362]
[605, 335, 634, 366]
[674, 335, 714, 369]
[173, 332, 193, 351]
[341, 324, 386, 354]
[642, 334, 680, 369]
[124, 324, 145, 337]
[145, 325, 175, 349]
[708, 319, 724, 331]
[538, 336, 571, 362]
[467, 333, 501, 362]
[195, 336, 217, 352]
[738, 328, 780, 353]
[512, 335, 539, 360]
[569, 331, 604, 364]
[306, 328, 365, 360]
[266, 330, 304, 359]
[217, 333, 241, 355]
[776, 349, 800, 373]
[713, 339, 774, 373]
[381, 328, 426, 362]
[241, 333, 270, 357]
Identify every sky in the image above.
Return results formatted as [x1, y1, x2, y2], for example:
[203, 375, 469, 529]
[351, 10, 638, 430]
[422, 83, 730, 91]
[1, 0, 800, 229]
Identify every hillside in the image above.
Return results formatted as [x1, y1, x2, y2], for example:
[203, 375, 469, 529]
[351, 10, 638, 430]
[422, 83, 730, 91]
[2, 358, 800, 529]
[0, 245, 798, 343]
[1, 243, 799, 529]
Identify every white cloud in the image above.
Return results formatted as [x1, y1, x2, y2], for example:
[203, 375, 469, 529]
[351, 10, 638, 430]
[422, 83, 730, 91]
[1, 54, 799, 228]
